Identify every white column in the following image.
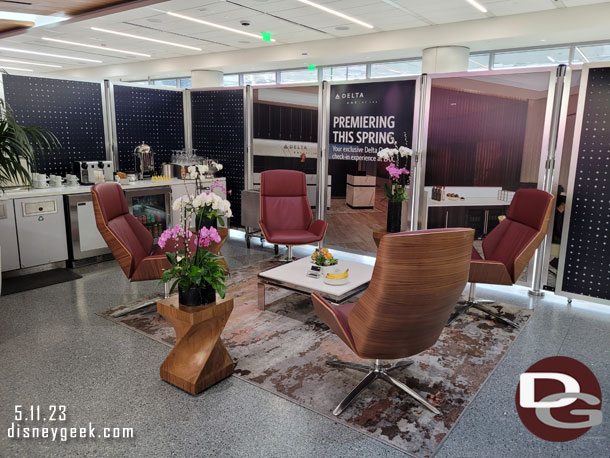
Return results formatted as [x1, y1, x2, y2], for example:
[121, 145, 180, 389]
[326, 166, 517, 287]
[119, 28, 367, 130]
[422, 46, 470, 74]
[191, 70, 224, 88]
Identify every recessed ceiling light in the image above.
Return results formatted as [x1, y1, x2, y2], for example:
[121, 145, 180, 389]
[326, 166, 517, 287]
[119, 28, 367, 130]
[465, 0, 487, 13]
[0, 46, 102, 63]
[91, 27, 202, 51]
[0, 65, 33, 72]
[335, 26, 349, 31]
[0, 58, 62, 68]
[295, 0, 373, 29]
[166, 11, 276, 42]
[42, 37, 151, 57]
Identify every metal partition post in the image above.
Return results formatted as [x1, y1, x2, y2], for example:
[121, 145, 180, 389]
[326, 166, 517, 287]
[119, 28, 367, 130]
[183, 89, 193, 154]
[101, 80, 114, 167]
[410, 74, 431, 231]
[529, 65, 568, 296]
[105, 81, 119, 171]
[244, 85, 254, 190]
[316, 81, 330, 224]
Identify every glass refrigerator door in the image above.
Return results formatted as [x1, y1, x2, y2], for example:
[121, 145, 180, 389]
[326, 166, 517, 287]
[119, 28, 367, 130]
[130, 193, 168, 241]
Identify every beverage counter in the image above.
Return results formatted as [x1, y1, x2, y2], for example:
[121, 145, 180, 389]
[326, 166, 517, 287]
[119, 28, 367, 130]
[0, 177, 226, 273]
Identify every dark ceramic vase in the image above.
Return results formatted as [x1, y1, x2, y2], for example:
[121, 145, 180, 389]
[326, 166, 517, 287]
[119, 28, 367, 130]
[386, 200, 402, 233]
[178, 284, 216, 307]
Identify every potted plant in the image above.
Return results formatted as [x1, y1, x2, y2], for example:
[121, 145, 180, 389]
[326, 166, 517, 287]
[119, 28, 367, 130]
[0, 99, 59, 293]
[0, 99, 59, 192]
[311, 247, 339, 275]
[160, 190, 232, 307]
[377, 134, 413, 233]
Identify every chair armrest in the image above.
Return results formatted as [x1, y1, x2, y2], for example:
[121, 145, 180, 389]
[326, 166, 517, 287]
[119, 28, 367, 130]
[309, 219, 328, 239]
[311, 293, 356, 352]
[132, 255, 171, 282]
[469, 260, 513, 286]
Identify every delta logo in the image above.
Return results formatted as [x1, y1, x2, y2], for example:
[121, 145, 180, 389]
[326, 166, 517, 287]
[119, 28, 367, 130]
[335, 92, 364, 100]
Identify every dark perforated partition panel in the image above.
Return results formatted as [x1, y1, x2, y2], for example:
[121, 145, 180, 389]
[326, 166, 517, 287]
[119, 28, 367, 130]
[561, 66, 610, 301]
[3, 74, 106, 175]
[191, 89, 244, 227]
[113, 85, 184, 173]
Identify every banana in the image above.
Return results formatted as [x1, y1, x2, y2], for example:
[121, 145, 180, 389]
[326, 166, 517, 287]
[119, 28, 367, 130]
[326, 268, 349, 280]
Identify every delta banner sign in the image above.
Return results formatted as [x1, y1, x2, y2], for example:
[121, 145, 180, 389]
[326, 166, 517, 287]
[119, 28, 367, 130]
[329, 80, 416, 161]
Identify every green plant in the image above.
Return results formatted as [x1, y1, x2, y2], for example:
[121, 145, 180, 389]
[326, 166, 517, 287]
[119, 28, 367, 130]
[378, 133, 412, 203]
[160, 191, 231, 298]
[0, 100, 60, 192]
[161, 248, 227, 299]
[311, 248, 338, 267]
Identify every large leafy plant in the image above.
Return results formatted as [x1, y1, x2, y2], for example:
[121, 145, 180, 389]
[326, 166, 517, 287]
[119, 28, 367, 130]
[0, 99, 59, 192]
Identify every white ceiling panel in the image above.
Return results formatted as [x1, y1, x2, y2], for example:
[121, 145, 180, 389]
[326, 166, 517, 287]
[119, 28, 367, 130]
[0, 0, 608, 74]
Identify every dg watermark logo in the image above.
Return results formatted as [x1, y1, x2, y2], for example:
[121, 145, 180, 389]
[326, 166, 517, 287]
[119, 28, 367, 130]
[516, 356, 602, 442]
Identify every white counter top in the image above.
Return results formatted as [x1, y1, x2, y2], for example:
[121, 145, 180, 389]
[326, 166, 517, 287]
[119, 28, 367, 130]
[0, 177, 225, 201]
[428, 197, 510, 207]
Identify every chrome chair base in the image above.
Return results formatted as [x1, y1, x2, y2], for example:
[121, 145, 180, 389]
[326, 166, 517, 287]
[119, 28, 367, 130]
[277, 245, 296, 262]
[327, 359, 441, 417]
[446, 283, 519, 329]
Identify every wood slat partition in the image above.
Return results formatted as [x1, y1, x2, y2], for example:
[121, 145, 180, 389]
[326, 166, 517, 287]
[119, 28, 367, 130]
[425, 86, 529, 190]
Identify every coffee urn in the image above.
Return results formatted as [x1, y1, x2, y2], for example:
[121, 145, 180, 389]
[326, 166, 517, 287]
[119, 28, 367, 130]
[134, 142, 155, 180]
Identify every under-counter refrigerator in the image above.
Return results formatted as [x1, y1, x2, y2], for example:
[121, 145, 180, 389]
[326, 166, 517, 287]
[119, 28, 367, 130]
[124, 187, 171, 242]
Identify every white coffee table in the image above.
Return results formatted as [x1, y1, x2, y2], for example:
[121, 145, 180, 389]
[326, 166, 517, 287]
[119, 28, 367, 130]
[257, 257, 374, 310]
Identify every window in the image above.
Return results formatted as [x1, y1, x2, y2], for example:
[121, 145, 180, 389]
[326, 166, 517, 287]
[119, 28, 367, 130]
[223, 74, 240, 87]
[178, 78, 192, 89]
[322, 64, 366, 82]
[572, 43, 610, 64]
[322, 66, 347, 81]
[152, 79, 178, 87]
[493, 47, 570, 69]
[370, 60, 421, 78]
[279, 68, 318, 84]
[468, 54, 490, 72]
[242, 71, 276, 85]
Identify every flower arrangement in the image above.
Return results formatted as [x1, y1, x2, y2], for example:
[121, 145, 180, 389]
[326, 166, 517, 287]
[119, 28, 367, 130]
[377, 133, 413, 203]
[211, 161, 223, 172]
[188, 164, 208, 180]
[311, 247, 338, 267]
[161, 190, 232, 305]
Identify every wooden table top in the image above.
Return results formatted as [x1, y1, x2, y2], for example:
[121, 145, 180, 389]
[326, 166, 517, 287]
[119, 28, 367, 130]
[157, 295, 233, 324]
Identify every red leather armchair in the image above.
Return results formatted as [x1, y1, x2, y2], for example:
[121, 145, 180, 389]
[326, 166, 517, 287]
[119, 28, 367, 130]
[92, 182, 197, 317]
[259, 170, 328, 260]
[447, 188, 555, 328]
[312, 228, 474, 416]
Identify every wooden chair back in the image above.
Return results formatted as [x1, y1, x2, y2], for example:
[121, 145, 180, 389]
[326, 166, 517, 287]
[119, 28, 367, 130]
[348, 228, 474, 360]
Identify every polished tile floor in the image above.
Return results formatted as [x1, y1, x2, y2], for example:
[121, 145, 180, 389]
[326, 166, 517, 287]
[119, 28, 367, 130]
[1, 232, 609, 457]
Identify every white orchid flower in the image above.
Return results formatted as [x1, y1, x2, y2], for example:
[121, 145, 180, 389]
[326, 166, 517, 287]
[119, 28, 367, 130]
[399, 146, 413, 157]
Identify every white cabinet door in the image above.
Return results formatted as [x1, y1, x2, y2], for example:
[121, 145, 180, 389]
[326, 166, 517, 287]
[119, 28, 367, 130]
[0, 200, 20, 272]
[15, 196, 69, 268]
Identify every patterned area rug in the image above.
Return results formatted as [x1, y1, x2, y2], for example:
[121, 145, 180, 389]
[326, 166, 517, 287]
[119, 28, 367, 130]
[99, 259, 533, 458]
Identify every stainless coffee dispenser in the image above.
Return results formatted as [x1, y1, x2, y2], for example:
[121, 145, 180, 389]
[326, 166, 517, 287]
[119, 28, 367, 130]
[134, 142, 155, 180]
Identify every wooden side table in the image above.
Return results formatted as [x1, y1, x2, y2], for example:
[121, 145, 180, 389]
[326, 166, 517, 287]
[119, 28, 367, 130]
[346, 174, 376, 209]
[157, 296, 234, 395]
